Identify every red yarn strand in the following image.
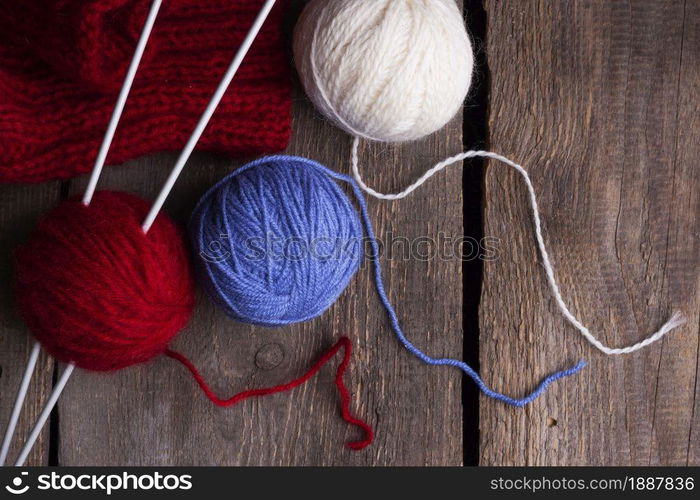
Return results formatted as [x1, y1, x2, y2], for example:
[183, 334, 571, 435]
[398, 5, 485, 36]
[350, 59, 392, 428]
[164, 336, 373, 450]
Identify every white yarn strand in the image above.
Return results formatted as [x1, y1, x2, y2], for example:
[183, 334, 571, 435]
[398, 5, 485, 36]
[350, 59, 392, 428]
[351, 137, 686, 355]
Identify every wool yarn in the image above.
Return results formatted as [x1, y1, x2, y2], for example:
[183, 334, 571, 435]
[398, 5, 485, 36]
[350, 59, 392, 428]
[165, 336, 373, 450]
[190, 156, 363, 326]
[190, 156, 584, 407]
[293, 0, 474, 143]
[0, 0, 292, 183]
[15, 191, 195, 371]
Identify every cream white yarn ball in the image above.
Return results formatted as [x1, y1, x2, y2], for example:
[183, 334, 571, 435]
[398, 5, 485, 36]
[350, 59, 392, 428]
[293, 0, 474, 143]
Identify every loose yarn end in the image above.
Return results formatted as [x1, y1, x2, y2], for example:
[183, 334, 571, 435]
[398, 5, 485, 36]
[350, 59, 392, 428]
[165, 336, 373, 450]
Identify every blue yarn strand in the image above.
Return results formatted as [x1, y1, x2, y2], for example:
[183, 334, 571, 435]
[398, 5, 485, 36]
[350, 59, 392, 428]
[193, 155, 586, 407]
[313, 156, 587, 407]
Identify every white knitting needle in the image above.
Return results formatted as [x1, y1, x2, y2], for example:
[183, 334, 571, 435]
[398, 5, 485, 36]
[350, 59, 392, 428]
[7, 0, 277, 466]
[3, 0, 163, 467]
[13, 364, 75, 466]
[142, 0, 278, 232]
[83, 0, 163, 206]
[0, 342, 40, 465]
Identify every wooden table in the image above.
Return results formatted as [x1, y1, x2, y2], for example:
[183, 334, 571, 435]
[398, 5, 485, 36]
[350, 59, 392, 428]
[0, 0, 697, 466]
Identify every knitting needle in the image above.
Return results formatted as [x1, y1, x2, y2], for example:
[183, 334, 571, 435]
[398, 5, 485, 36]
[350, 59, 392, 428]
[141, 0, 278, 232]
[3, 0, 163, 467]
[8, 0, 277, 466]
[0, 342, 40, 465]
[13, 364, 75, 466]
[83, 0, 163, 206]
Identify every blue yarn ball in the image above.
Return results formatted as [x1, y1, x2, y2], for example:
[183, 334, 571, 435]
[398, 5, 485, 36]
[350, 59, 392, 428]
[190, 156, 363, 326]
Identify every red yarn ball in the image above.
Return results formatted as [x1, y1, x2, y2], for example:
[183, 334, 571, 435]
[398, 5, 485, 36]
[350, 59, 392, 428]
[15, 191, 195, 371]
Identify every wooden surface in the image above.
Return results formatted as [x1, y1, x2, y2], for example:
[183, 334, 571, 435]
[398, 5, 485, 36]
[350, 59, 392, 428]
[0, 0, 697, 466]
[480, 0, 699, 465]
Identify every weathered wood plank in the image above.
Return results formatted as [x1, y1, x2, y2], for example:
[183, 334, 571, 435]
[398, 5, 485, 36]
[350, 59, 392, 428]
[56, 5, 464, 464]
[0, 183, 61, 466]
[480, 0, 699, 465]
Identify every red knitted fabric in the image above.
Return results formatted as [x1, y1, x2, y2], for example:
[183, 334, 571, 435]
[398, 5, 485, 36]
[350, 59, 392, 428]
[15, 191, 195, 371]
[0, 0, 292, 183]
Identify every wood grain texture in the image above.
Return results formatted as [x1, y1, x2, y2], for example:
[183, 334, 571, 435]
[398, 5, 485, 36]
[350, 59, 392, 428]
[0, 183, 60, 466]
[55, 3, 464, 465]
[480, 0, 699, 465]
[8, 0, 695, 468]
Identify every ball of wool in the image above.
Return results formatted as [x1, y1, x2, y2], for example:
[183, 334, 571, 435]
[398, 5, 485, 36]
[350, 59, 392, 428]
[190, 156, 363, 326]
[293, 0, 474, 143]
[15, 191, 195, 371]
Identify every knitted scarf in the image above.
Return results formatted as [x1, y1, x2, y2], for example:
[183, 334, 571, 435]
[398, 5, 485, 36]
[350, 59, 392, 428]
[0, 0, 292, 183]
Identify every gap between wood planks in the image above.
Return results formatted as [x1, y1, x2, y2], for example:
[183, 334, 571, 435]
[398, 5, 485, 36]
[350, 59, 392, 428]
[46, 180, 72, 465]
[462, 0, 489, 466]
